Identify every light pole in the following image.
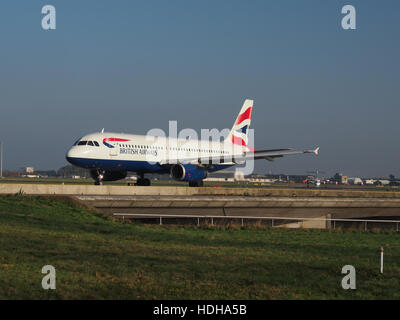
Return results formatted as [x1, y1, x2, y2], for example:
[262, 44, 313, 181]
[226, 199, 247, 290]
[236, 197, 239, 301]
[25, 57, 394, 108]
[0, 141, 3, 178]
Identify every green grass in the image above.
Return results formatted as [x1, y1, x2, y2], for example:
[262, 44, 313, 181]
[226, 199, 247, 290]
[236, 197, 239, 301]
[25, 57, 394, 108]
[0, 195, 399, 299]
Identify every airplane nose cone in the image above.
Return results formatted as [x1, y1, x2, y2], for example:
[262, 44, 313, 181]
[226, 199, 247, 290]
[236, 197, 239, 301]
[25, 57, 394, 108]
[66, 147, 79, 165]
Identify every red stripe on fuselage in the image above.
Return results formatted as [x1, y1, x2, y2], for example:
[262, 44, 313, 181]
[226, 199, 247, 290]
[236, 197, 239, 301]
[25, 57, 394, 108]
[103, 138, 130, 142]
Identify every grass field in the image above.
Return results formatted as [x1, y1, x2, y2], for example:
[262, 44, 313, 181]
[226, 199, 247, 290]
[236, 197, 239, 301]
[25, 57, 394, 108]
[0, 195, 399, 299]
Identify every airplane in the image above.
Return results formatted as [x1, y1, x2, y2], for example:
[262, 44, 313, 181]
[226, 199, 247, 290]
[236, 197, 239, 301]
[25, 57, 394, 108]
[66, 99, 319, 186]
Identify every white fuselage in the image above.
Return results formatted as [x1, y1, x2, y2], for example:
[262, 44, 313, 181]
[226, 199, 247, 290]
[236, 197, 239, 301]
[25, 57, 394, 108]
[66, 132, 242, 173]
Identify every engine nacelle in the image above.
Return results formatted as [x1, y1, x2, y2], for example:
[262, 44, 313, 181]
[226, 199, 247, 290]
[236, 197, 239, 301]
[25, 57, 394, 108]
[90, 169, 127, 182]
[170, 164, 207, 182]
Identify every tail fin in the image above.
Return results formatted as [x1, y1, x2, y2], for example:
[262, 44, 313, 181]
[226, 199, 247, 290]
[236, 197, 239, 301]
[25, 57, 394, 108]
[225, 99, 254, 150]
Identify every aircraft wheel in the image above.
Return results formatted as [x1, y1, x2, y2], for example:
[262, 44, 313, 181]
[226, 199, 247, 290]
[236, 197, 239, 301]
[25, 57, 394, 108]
[136, 178, 151, 186]
[189, 181, 203, 187]
[94, 172, 104, 185]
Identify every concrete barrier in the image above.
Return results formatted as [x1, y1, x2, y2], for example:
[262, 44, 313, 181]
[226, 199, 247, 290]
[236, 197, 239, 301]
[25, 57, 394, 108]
[74, 195, 400, 221]
[2, 183, 399, 229]
[76, 195, 400, 208]
[1, 183, 400, 198]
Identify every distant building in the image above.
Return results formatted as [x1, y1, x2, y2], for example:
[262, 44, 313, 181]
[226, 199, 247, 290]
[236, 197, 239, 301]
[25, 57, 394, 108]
[332, 173, 348, 184]
[264, 174, 308, 183]
[205, 170, 236, 182]
[207, 170, 235, 181]
[205, 171, 278, 183]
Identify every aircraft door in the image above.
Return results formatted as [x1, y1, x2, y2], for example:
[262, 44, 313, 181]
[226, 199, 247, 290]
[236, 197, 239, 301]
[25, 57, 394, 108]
[109, 143, 118, 156]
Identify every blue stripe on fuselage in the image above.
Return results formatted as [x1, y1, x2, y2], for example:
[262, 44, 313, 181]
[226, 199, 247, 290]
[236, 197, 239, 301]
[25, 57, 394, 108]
[66, 157, 232, 174]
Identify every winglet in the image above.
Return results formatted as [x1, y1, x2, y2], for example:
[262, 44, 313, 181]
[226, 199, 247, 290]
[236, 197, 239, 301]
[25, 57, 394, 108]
[304, 147, 320, 156]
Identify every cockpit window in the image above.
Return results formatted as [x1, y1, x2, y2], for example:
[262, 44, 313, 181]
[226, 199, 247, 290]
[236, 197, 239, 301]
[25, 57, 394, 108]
[75, 140, 100, 147]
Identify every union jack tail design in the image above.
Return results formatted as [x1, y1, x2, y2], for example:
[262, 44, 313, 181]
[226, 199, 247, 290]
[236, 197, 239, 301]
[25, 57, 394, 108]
[225, 99, 254, 151]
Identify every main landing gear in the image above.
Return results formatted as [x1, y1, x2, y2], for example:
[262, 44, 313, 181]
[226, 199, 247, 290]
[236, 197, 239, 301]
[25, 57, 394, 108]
[189, 180, 204, 187]
[94, 173, 104, 185]
[135, 173, 151, 186]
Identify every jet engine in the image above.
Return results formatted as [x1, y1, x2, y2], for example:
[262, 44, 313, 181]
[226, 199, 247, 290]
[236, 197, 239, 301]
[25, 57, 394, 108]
[170, 164, 207, 182]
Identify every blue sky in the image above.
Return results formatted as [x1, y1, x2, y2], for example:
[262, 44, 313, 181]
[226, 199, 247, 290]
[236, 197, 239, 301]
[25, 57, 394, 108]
[0, 0, 399, 177]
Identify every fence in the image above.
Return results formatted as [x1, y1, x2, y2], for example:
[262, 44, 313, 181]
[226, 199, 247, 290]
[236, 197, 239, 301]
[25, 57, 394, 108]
[113, 213, 400, 231]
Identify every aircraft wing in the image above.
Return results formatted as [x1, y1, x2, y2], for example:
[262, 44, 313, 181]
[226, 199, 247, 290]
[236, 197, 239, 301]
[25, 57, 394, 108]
[159, 147, 319, 165]
[251, 147, 319, 161]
